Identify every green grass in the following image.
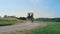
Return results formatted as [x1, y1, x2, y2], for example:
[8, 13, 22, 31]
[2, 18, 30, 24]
[5, 22, 60, 34]
[25, 22, 60, 34]
[0, 20, 23, 26]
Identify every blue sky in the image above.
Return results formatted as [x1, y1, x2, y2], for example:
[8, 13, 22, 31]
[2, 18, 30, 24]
[0, 0, 60, 18]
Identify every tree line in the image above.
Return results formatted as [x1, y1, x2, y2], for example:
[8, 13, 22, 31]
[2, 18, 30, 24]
[0, 15, 26, 20]
[0, 15, 60, 22]
[35, 18, 60, 22]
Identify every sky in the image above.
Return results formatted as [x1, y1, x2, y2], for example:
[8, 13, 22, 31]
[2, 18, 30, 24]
[0, 0, 60, 18]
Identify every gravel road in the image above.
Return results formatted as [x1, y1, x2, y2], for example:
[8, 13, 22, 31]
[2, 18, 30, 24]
[0, 21, 47, 34]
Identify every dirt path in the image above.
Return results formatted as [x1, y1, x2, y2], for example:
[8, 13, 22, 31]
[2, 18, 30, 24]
[0, 21, 47, 34]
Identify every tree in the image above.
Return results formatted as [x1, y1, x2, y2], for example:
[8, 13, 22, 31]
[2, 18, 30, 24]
[8, 16, 16, 18]
[4, 15, 8, 18]
[20, 17, 26, 20]
[0, 16, 2, 18]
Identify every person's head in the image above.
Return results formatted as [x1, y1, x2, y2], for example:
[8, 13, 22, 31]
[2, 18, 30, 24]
[28, 12, 33, 16]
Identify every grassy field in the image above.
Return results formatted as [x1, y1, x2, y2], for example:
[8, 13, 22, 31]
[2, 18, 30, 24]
[0, 20, 23, 26]
[10, 22, 60, 34]
[24, 22, 60, 34]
